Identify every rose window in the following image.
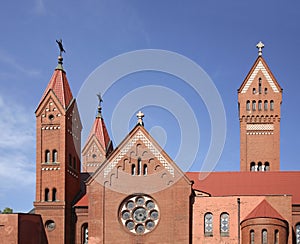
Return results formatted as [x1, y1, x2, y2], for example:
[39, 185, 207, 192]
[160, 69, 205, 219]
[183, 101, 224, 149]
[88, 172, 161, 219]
[119, 195, 159, 235]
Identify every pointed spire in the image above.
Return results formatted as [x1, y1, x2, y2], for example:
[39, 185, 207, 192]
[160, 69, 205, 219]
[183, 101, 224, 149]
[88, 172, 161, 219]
[256, 41, 265, 56]
[136, 111, 144, 126]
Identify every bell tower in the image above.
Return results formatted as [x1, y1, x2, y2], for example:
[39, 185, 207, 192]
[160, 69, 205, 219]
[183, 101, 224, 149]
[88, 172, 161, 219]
[34, 40, 82, 243]
[238, 42, 282, 172]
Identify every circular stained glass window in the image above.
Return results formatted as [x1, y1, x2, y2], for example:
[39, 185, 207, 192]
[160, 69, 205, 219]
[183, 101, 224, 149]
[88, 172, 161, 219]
[45, 220, 56, 231]
[119, 195, 159, 235]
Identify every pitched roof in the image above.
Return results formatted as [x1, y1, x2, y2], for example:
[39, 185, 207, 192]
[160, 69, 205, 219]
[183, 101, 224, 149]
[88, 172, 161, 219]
[238, 56, 282, 94]
[39, 66, 73, 109]
[74, 194, 88, 207]
[186, 171, 300, 204]
[243, 199, 285, 221]
[85, 116, 112, 152]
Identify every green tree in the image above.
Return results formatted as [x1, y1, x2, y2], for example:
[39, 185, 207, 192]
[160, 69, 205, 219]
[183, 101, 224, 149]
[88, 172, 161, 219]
[2, 207, 13, 214]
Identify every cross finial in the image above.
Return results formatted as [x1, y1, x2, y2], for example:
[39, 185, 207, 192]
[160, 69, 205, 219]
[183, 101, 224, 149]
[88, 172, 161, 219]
[256, 41, 264, 56]
[136, 111, 144, 126]
[96, 93, 103, 118]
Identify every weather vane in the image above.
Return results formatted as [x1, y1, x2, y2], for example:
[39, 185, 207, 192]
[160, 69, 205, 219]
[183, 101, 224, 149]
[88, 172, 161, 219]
[56, 39, 66, 56]
[96, 93, 103, 118]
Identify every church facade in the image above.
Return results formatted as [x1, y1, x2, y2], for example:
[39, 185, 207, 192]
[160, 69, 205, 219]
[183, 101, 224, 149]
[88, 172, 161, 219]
[1, 43, 300, 244]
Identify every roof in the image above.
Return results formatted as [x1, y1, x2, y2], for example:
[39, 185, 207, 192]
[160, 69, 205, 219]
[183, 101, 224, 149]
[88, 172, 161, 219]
[39, 67, 73, 109]
[85, 116, 111, 152]
[74, 194, 88, 207]
[243, 199, 285, 221]
[186, 171, 300, 204]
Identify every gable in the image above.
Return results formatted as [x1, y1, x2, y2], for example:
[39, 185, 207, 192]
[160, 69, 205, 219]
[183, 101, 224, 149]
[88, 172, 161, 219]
[87, 125, 191, 194]
[238, 57, 282, 94]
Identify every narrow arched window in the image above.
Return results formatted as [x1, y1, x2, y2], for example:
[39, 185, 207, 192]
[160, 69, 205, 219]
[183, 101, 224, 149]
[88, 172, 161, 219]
[246, 100, 250, 111]
[264, 100, 268, 110]
[143, 164, 148, 176]
[137, 158, 142, 176]
[296, 223, 300, 244]
[220, 213, 229, 236]
[81, 223, 88, 244]
[259, 78, 262, 94]
[131, 164, 136, 175]
[252, 100, 256, 111]
[270, 100, 274, 111]
[250, 230, 255, 244]
[274, 229, 279, 244]
[258, 162, 262, 171]
[265, 87, 268, 94]
[250, 162, 255, 171]
[258, 100, 262, 111]
[52, 150, 57, 162]
[45, 188, 49, 201]
[265, 162, 270, 171]
[204, 212, 213, 236]
[52, 188, 57, 201]
[262, 229, 267, 244]
[45, 150, 50, 163]
[253, 88, 256, 94]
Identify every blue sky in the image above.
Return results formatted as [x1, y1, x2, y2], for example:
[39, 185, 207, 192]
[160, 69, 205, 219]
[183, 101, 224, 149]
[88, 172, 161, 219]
[0, 1, 299, 212]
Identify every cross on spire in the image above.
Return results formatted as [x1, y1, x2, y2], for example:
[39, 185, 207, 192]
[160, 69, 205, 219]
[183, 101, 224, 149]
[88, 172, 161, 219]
[256, 41, 265, 56]
[136, 111, 144, 126]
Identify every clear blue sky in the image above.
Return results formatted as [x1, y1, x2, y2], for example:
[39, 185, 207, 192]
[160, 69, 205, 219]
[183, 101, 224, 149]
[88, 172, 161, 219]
[0, 1, 299, 212]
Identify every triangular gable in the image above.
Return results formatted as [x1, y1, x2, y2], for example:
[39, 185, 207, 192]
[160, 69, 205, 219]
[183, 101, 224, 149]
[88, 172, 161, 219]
[238, 56, 282, 94]
[86, 124, 191, 193]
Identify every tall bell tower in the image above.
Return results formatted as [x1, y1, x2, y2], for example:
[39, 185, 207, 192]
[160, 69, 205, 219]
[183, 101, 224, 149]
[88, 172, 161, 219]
[238, 42, 282, 172]
[34, 41, 82, 243]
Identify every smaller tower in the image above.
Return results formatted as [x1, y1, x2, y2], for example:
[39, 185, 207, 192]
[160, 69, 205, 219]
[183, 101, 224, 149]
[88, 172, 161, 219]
[238, 42, 282, 172]
[82, 94, 113, 173]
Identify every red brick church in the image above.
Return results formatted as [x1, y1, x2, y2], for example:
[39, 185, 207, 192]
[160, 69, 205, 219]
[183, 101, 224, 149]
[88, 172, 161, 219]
[1, 42, 300, 243]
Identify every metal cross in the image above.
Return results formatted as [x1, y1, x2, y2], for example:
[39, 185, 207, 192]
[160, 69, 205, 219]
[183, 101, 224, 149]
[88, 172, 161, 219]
[256, 41, 264, 56]
[136, 111, 144, 126]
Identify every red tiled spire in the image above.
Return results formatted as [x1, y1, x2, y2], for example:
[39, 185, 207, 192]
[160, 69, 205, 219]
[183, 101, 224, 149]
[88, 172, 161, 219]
[243, 199, 285, 221]
[39, 56, 73, 109]
[86, 94, 112, 153]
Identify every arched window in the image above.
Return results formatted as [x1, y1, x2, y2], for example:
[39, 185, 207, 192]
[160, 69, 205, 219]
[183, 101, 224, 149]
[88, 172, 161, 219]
[246, 100, 250, 111]
[52, 188, 57, 201]
[264, 87, 268, 94]
[220, 212, 229, 236]
[270, 100, 274, 111]
[52, 150, 57, 162]
[143, 164, 148, 176]
[264, 100, 268, 110]
[45, 188, 49, 201]
[252, 100, 256, 111]
[258, 162, 262, 171]
[265, 162, 270, 171]
[262, 229, 268, 244]
[45, 150, 50, 163]
[250, 230, 255, 244]
[296, 223, 300, 244]
[259, 78, 262, 94]
[258, 100, 262, 111]
[250, 162, 256, 171]
[274, 229, 279, 244]
[131, 164, 136, 175]
[253, 88, 256, 94]
[137, 158, 142, 176]
[81, 223, 88, 244]
[204, 212, 213, 236]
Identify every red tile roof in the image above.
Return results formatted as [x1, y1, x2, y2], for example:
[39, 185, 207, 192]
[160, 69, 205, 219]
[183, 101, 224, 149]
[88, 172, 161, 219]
[86, 117, 111, 151]
[186, 171, 300, 204]
[243, 199, 285, 221]
[40, 68, 73, 109]
[74, 194, 88, 207]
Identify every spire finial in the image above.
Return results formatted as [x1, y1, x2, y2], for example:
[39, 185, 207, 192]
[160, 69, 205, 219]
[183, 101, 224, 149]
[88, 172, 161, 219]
[136, 111, 144, 126]
[96, 93, 103, 118]
[56, 39, 65, 70]
[256, 41, 264, 56]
